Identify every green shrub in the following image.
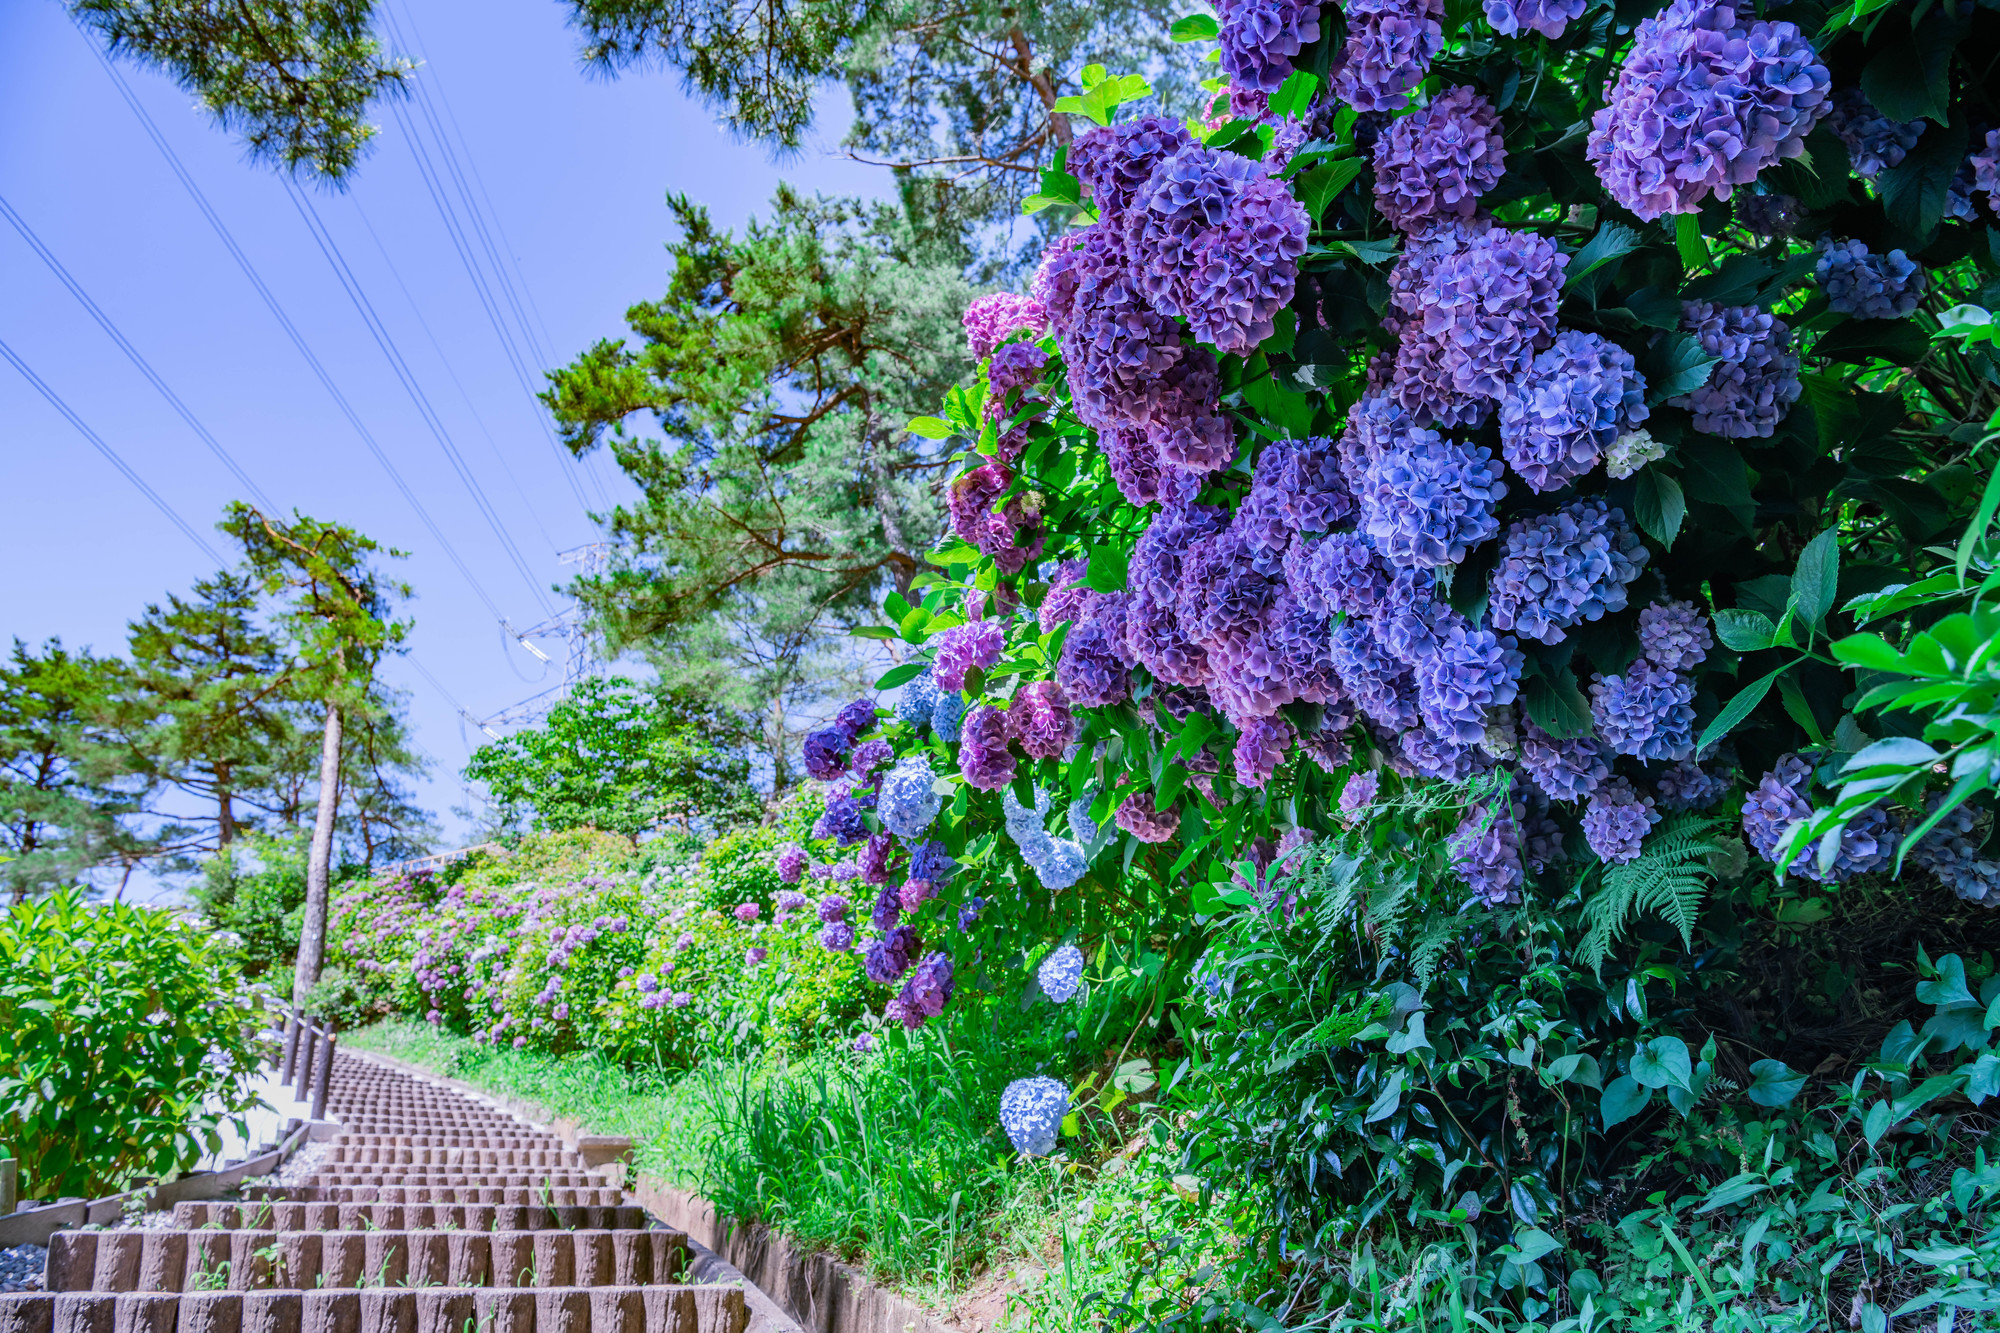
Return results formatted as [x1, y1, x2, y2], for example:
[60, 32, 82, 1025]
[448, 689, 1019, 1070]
[0, 888, 266, 1199]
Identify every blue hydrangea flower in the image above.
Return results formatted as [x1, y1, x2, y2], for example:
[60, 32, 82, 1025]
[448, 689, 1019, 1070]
[1637, 600, 1712, 673]
[1483, 0, 1586, 37]
[1497, 331, 1648, 493]
[1672, 301, 1802, 439]
[1488, 500, 1649, 645]
[1359, 429, 1508, 568]
[931, 691, 965, 743]
[1816, 238, 1926, 319]
[1908, 801, 2000, 904]
[1038, 943, 1086, 1003]
[1582, 777, 1659, 863]
[1824, 88, 1924, 179]
[999, 1076, 1070, 1156]
[1450, 799, 1525, 905]
[1518, 717, 1610, 802]
[1590, 660, 1696, 762]
[1654, 760, 1727, 812]
[877, 756, 943, 837]
[896, 667, 940, 729]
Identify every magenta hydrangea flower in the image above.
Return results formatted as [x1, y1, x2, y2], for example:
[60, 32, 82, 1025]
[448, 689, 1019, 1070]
[1816, 238, 1926, 319]
[733, 902, 761, 923]
[1332, 0, 1445, 111]
[1217, 0, 1324, 92]
[964, 292, 1048, 359]
[1372, 86, 1507, 231]
[1590, 660, 1696, 762]
[1234, 714, 1294, 788]
[1488, 500, 1649, 645]
[947, 461, 1042, 573]
[857, 833, 896, 887]
[1039, 559, 1091, 635]
[1518, 717, 1610, 802]
[1582, 777, 1659, 863]
[1179, 527, 1282, 661]
[933, 620, 1005, 693]
[1497, 331, 1649, 493]
[1586, 0, 1831, 220]
[1145, 350, 1238, 474]
[1483, 0, 1586, 37]
[956, 704, 1017, 791]
[1672, 302, 1802, 439]
[1451, 800, 1525, 905]
[1007, 680, 1076, 759]
[1637, 600, 1713, 673]
[1339, 770, 1380, 815]
[775, 843, 809, 884]
[1114, 791, 1181, 843]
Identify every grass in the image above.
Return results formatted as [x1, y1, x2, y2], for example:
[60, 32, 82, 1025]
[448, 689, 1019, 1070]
[347, 1013, 1238, 1326]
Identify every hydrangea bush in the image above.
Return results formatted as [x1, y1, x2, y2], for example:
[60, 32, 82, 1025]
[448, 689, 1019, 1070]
[816, 0, 2000, 1318]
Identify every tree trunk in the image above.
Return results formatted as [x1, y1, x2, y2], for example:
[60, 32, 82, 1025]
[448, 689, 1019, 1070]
[291, 701, 343, 1011]
[217, 765, 237, 845]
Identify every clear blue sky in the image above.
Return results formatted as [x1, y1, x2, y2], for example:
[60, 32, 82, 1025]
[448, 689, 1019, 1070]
[0, 0, 891, 877]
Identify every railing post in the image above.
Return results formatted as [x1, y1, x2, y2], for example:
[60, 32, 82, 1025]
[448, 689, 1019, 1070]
[279, 1012, 300, 1083]
[293, 1018, 317, 1103]
[311, 1033, 336, 1121]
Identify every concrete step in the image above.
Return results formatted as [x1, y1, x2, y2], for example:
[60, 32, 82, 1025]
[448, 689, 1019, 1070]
[244, 1175, 605, 1193]
[168, 1204, 647, 1233]
[323, 1137, 561, 1152]
[323, 1151, 576, 1168]
[46, 1231, 687, 1294]
[245, 1189, 623, 1208]
[0, 1284, 744, 1333]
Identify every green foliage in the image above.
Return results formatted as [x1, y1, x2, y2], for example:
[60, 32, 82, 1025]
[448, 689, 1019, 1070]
[70, 0, 411, 182]
[193, 832, 369, 977]
[0, 888, 265, 1199]
[464, 675, 762, 839]
[1576, 816, 1728, 974]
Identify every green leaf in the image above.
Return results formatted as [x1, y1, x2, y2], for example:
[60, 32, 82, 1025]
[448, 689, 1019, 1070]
[873, 662, 926, 691]
[1633, 470, 1686, 548]
[1268, 70, 1319, 118]
[1170, 13, 1219, 40]
[1513, 1228, 1562, 1264]
[1861, 25, 1953, 124]
[1713, 608, 1778, 652]
[1862, 1098, 1894, 1147]
[1601, 1075, 1650, 1128]
[1916, 953, 1977, 1010]
[906, 416, 954, 439]
[1546, 1053, 1604, 1090]
[1567, 221, 1643, 283]
[1674, 214, 1711, 273]
[1695, 663, 1790, 753]
[1877, 116, 1968, 239]
[1644, 332, 1719, 404]
[1522, 667, 1594, 740]
[1295, 158, 1364, 221]
[1365, 1070, 1404, 1123]
[1791, 529, 1840, 627]
[1630, 1036, 1694, 1091]
[1746, 1059, 1806, 1107]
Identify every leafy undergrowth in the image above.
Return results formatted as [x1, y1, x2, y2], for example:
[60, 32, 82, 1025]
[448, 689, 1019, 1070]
[347, 1018, 1238, 1328]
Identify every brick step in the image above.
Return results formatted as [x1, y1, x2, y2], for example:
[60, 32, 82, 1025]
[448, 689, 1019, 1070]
[0, 1285, 744, 1333]
[321, 1116, 528, 1129]
[246, 1188, 622, 1208]
[324, 1137, 561, 1151]
[46, 1230, 686, 1294]
[170, 1203, 647, 1233]
[320, 1144, 572, 1160]
[245, 1174, 604, 1192]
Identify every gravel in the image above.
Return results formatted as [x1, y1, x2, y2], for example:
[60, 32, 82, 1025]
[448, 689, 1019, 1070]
[0, 1244, 45, 1293]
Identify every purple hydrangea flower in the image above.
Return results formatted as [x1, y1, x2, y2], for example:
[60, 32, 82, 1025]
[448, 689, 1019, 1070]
[775, 843, 809, 884]
[1394, 725, 1492, 782]
[1498, 331, 1649, 493]
[899, 950, 956, 1024]
[1372, 86, 1507, 231]
[857, 833, 896, 886]
[1115, 791, 1181, 843]
[813, 792, 869, 845]
[1816, 238, 1926, 319]
[865, 924, 922, 984]
[1234, 714, 1294, 788]
[820, 921, 855, 951]
[964, 292, 1048, 359]
[818, 894, 851, 924]
[957, 896, 987, 930]
[745, 946, 768, 967]
[1332, 0, 1445, 112]
[1286, 532, 1389, 619]
[1451, 800, 1525, 905]
[1339, 770, 1380, 816]
[1590, 660, 1696, 762]
[1824, 88, 1924, 179]
[1178, 527, 1280, 661]
[835, 696, 879, 742]
[802, 726, 850, 781]
[1414, 620, 1522, 743]
[1518, 716, 1611, 802]
[1672, 301, 1802, 440]
[670, 991, 693, 1009]
[1328, 618, 1421, 729]
[948, 461, 1042, 574]
[1217, 0, 1324, 92]
[1488, 500, 1649, 645]
[1359, 428, 1509, 568]
[1975, 129, 2000, 214]
[1007, 680, 1076, 759]
[1038, 559, 1091, 635]
[1586, 0, 1831, 221]
[1654, 760, 1727, 811]
[908, 839, 956, 885]
[1057, 592, 1134, 706]
[1522, 801, 1566, 870]
[956, 704, 1017, 791]
[1637, 600, 1713, 673]
[733, 902, 762, 923]
[1582, 777, 1660, 863]
[933, 620, 1006, 693]
[1483, 0, 1586, 37]
[1068, 117, 1197, 215]
[1409, 226, 1567, 404]
[1237, 437, 1356, 557]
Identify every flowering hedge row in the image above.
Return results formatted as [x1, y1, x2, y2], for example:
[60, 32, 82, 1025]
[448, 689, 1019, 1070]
[776, 0, 2000, 1164]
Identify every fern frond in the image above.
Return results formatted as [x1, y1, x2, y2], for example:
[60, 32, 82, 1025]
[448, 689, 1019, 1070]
[1408, 916, 1471, 992]
[1577, 815, 1727, 974]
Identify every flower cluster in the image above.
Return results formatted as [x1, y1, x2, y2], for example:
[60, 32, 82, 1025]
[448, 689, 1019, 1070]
[1487, 500, 1649, 645]
[1217, 0, 1324, 93]
[1586, 0, 1830, 220]
[1038, 943, 1086, 1003]
[963, 292, 1047, 359]
[1816, 238, 1926, 320]
[1332, 0, 1446, 111]
[1672, 302, 1802, 439]
[1372, 87, 1508, 230]
[1824, 89, 1924, 179]
[999, 1076, 1069, 1156]
[1483, 0, 1585, 37]
[1497, 332, 1649, 493]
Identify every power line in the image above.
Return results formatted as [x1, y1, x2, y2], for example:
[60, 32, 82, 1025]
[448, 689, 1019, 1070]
[281, 178, 561, 620]
[0, 334, 227, 566]
[0, 193, 279, 514]
[87, 44, 522, 630]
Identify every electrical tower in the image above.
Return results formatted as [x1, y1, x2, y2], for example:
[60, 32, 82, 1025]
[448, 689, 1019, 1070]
[469, 542, 612, 738]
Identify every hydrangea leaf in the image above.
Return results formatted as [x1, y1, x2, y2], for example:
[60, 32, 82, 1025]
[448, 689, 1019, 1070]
[1169, 13, 1220, 40]
[1790, 529, 1841, 627]
[1633, 470, 1685, 549]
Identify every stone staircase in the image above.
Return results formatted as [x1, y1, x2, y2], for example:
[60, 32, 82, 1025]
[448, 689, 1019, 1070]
[0, 1054, 747, 1333]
